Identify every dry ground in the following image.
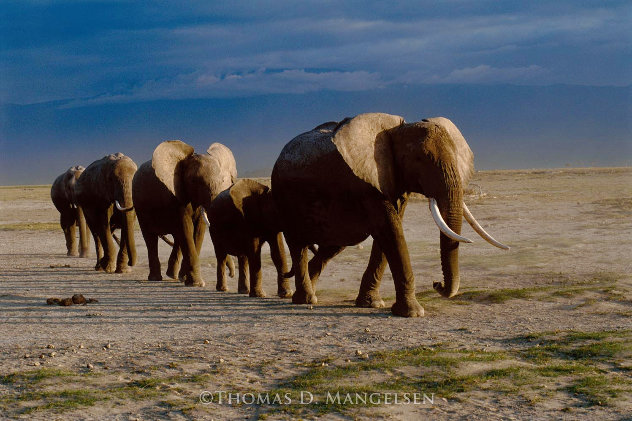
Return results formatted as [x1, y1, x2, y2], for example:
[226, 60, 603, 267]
[0, 167, 631, 420]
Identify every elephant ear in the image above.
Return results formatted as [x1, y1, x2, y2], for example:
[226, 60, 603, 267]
[332, 112, 405, 200]
[206, 142, 238, 194]
[152, 140, 195, 198]
[423, 117, 474, 186]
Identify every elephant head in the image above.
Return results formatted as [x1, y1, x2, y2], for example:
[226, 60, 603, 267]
[332, 113, 508, 298]
[51, 165, 89, 257]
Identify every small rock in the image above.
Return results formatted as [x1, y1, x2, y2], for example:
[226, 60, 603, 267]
[79, 344, 84, 349]
[364, 328, 371, 333]
[49, 352, 56, 357]
[308, 305, 313, 310]
[362, 354, 370, 360]
[47, 344, 55, 349]
[105, 343, 112, 349]
[32, 361, 40, 367]
[355, 350, 363, 356]
[39, 354, 46, 359]
[23, 354, 30, 359]
[86, 363, 94, 369]
[357, 244, 364, 250]
[72, 294, 87, 305]
[203, 339, 210, 344]
[46, 298, 61, 305]
[325, 332, 332, 336]
[321, 362, 328, 367]
[86, 298, 99, 304]
[219, 358, 225, 363]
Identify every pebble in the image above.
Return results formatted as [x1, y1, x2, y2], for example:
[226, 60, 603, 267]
[355, 350, 363, 356]
[47, 344, 55, 349]
[203, 339, 210, 344]
[325, 332, 331, 336]
[32, 362, 40, 367]
[87, 363, 94, 369]
[364, 328, 371, 332]
[219, 358, 225, 363]
[79, 344, 85, 349]
[49, 352, 56, 357]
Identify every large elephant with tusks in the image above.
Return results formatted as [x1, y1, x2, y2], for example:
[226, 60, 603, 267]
[272, 113, 509, 317]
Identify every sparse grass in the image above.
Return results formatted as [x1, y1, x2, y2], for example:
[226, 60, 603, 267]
[254, 329, 632, 417]
[0, 365, 219, 416]
[0, 185, 51, 201]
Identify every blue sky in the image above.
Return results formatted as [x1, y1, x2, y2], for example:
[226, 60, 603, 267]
[1, 1, 631, 184]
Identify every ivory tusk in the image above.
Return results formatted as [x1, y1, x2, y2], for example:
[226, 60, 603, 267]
[462, 203, 510, 250]
[202, 209, 211, 227]
[429, 198, 473, 243]
[115, 200, 133, 212]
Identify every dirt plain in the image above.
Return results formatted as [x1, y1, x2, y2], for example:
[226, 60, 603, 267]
[0, 167, 630, 420]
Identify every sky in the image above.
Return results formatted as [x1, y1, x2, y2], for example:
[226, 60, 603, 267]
[1, 0, 631, 185]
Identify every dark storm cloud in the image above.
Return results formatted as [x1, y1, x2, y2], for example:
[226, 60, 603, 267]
[1, 0, 630, 105]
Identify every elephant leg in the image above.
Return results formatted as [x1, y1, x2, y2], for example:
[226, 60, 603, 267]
[355, 241, 387, 308]
[307, 245, 344, 289]
[115, 224, 132, 274]
[99, 207, 117, 273]
[288, 241, 317, 305]
[139, 221, 162, 282]
[226, 255, 236, 278]
[60, 208, 78, 256]
[84, 209, 105, 271]
[166, 241, 182, 280]
[176, 206, 204, 287]
[357, 198, 407, 308]
[193, 209, 205, 254]
[215, 249, 229, 292]
[77, 207, 89, 258]
[269, 232, 292, 298]
[237, 255, 249, 294]
[369, 202, 423, 317]
[248, 240, 265, 298]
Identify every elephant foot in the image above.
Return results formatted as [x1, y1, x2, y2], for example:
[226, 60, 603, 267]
[433, 282, 459, 298]
[94, 263, 104, 272]
[391, 298, 424, 318]
[79, 251, 89, 258]
[249, 289, 266, 298]
[100, 259, 116, 273]
[115, 266, 131, 274]
[238, 285, 250, 294]
[277, 288, 293, 299]
[216, 282, 228, 292]
[292, 290, 318, 305]
[148, 274, 163, 282]
[183, 273, 205, 287]
[67, 250, 79, 257]
[355, 291, 386, 308]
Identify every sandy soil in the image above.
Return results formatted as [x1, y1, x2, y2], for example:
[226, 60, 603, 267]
[0, 167, 630, 420]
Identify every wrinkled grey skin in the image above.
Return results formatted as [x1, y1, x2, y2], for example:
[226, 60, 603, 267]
[75, 153, 138, 273]
[272, 114, 475, 317]
[208, 179, 292, 298]
[50, 166, 90, 257]
[133, 141, 237, 286]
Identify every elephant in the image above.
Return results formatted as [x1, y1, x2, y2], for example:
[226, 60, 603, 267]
[75, 153, 138, 273]
[50, 166, 90, 257]
[207, 178, 293, 298]
[132, 140, 237, 286]
[272, 113, 508, 317]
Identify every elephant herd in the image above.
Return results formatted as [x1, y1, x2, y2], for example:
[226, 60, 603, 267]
[50, 113, 509, 317]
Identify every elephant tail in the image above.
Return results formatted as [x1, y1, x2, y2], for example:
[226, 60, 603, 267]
[159, 235, 175, 247]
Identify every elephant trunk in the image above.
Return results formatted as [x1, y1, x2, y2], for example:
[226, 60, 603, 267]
[123, 208, 137, 266]
[118, 183, 137, 266]
[433, 192, 463, 298]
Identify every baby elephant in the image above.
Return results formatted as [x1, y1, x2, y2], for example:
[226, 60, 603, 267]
[208, 179, 292, 298]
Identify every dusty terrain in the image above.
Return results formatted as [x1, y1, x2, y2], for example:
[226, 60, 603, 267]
[0, 167, 630, 420]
